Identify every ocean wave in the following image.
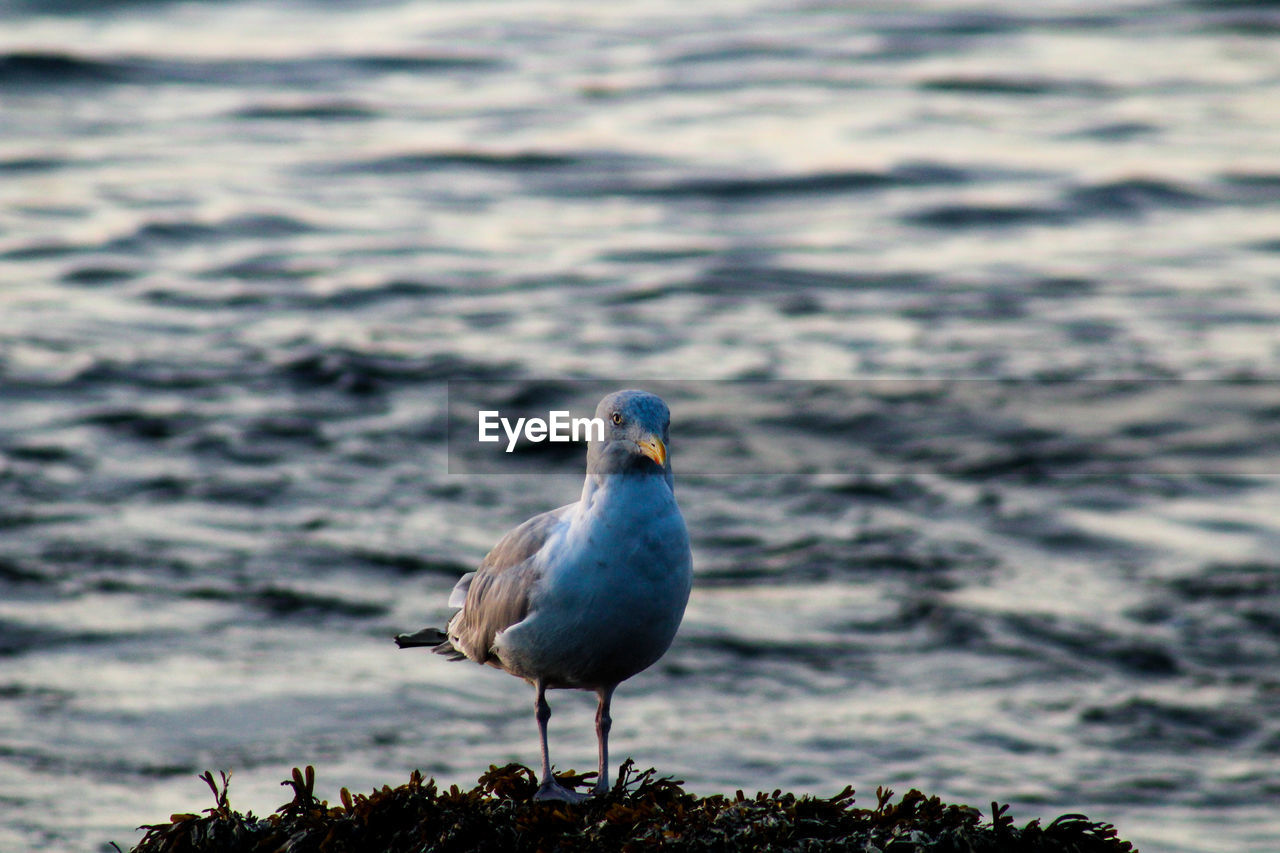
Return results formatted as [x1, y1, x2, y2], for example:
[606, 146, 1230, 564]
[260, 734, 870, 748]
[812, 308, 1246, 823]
[0, 49, 500, 89]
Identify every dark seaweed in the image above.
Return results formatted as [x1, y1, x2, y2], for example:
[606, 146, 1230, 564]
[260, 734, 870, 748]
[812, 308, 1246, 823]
[131, 763, 1136, 852]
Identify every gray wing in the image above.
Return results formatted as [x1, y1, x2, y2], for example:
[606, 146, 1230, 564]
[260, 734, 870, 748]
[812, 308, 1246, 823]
[446, 503, 573, 665]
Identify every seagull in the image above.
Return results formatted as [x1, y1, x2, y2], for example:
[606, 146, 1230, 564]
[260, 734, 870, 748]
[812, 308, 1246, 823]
[396, 389, 693, 802]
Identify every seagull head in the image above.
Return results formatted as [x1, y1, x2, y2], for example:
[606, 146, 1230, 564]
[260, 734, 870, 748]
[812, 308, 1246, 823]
[586, 389, 672, 478]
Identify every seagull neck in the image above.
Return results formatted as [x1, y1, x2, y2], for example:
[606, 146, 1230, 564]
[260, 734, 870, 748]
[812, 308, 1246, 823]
[579, 471, 672, 512]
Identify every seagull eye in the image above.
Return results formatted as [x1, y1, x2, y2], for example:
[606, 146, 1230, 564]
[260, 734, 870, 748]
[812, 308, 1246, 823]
[611, 412, 623, 425]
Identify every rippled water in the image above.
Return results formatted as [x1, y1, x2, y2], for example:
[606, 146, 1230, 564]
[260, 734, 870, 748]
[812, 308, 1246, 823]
[2, 1, 1279, 851]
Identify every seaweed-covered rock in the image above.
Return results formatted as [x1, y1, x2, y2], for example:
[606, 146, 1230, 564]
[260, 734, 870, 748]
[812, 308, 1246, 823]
[130, 762, 1136, 852]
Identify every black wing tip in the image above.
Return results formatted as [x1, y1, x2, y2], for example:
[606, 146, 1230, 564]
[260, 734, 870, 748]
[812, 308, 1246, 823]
[395, 627, 468, 660]
[394, 627, 448, 649]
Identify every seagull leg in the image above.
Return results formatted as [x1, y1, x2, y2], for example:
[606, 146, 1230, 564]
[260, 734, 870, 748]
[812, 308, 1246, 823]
[532, 680, 587, 803]
[593, 685, 615, 796]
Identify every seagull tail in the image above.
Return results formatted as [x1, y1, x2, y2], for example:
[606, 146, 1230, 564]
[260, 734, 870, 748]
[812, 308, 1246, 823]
[394, 627, 468, 661]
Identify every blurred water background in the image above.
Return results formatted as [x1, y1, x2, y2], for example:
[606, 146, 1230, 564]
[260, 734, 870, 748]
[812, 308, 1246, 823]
[2, 1, 1280, 850]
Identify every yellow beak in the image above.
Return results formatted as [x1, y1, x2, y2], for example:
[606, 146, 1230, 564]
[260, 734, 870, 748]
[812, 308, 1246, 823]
[635, 435, 667, 467]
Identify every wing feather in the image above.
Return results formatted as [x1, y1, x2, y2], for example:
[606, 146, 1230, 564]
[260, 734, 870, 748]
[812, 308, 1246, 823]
[447, 503, 572, 664]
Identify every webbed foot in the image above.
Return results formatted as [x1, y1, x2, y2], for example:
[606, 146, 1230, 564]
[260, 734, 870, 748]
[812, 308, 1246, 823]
[533, 779, 590, 803]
